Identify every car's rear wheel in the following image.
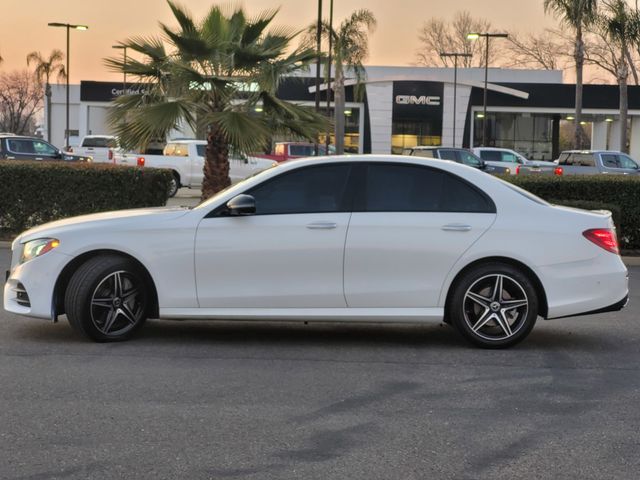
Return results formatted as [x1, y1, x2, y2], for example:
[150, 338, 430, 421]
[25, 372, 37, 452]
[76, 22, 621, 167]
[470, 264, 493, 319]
[168, 173, 180, 198]
[65, 255, 148, 342]
[449, 263, 538, 348]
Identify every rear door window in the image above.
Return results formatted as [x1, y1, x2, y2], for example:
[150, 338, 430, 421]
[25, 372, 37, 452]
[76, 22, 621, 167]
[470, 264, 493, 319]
[601, 154, 620, 168]
[438, 149, 458, 161]
[479, 150, 501, 161]
[363, 163, 495, 213]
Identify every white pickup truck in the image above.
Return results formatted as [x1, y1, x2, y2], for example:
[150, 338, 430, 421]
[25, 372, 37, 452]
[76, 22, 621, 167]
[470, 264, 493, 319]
[115, 139, 277, 197]
[70, 135, 119, 163]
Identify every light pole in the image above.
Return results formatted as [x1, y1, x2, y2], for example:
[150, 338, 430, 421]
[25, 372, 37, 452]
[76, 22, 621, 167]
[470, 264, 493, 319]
[112, 44, 127, 95]
[467, 32, 508, 147]
[325, 0, 334, 154]
[440, 52, 472, 148]
[314, 0, 323, 156]
[48, 22, 88, 150]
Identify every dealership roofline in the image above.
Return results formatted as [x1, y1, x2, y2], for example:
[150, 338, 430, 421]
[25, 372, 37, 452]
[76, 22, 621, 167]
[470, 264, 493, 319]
[309, 77, 530, 100]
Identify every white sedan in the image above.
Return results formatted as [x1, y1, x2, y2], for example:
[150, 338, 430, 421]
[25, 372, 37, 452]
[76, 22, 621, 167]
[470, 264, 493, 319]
[3, 156, 628, 348]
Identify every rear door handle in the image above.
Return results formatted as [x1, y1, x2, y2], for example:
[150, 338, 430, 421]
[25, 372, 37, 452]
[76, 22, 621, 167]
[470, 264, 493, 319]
[306, 222, 337, 230]
[442, 224, 472, 232]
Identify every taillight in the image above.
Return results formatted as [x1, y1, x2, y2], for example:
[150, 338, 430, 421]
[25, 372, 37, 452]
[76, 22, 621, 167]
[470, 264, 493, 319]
[108, 149, 113, 160]
[137, 157, 145, 167]
[68, 147, 73, 153]
[516, 165, 520, 175]
[583, 228, 619, 254]
[554, 166, 563, 176]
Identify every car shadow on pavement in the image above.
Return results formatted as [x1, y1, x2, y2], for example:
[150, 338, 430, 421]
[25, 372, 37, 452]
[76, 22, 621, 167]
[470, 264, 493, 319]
[10, 316, 605, 352]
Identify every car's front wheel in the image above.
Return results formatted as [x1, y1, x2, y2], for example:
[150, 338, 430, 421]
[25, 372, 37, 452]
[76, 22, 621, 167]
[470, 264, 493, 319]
[449, 263, 538, 348]
[65, 255, 149, 342]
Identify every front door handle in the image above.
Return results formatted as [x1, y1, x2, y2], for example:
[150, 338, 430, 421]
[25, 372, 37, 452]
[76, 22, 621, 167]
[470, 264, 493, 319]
[306, 222, 337, 230]
[442, 224, 472, 232]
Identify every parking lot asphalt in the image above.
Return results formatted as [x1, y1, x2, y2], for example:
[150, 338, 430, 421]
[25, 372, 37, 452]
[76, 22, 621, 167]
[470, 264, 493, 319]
[1, 247, 640, 480]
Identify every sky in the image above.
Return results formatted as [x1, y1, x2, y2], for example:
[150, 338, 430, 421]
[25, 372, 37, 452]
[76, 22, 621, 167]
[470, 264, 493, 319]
[0, 0, 559, 83]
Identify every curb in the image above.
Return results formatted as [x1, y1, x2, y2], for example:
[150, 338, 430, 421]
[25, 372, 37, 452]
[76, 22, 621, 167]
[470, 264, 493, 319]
[1, 240, 640, 267]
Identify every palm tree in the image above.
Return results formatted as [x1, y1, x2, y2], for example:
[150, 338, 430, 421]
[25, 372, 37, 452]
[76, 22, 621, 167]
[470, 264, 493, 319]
[308, 10, 376, 155]
[544, 0, 598, 149]
[105, 1, 328, 199]
[27, 50, 66, 142]
[597, 0, 640, 152]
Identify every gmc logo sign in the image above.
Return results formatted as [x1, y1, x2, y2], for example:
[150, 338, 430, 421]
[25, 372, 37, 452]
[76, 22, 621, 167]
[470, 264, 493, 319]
[395, 95, 441, 106]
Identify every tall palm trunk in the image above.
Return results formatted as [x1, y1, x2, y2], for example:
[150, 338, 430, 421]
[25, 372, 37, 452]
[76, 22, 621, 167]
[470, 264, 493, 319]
[334, 64, 346, 155]
[619, 51, 629, 153]
[202, 123, 231, 201]
[574, 27, 587, 149]
[46, 83, 52, 142]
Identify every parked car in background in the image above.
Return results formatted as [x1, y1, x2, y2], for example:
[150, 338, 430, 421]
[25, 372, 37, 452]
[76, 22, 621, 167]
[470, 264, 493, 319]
[403, 146, 510, 175]
[115, 139, 277, 197]
[70, 135, 119, 163]
[252, 142, 335, 163]
[473, 147, 557, 175]
[4, 155, 628, 348]
[0, 134, 90, 162]
[518, 150, 640, 176]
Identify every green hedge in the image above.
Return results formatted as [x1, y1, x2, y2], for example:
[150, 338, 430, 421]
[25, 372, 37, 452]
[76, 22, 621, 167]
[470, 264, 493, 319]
[503, 175, 640, 249]
[0, 161, 172, 236]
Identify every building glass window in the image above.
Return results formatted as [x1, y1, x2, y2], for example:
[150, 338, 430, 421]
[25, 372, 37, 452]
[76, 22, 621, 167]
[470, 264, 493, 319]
[474, 113, 554, 161]
[391, 121, 441, 155]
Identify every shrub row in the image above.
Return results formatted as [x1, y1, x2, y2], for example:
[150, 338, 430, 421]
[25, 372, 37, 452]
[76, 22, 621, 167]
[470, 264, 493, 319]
[0, 161, 172, 236]
[502, 175, 640, 250]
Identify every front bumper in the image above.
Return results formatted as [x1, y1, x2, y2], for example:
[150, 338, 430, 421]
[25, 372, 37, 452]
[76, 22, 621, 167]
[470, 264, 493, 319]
[4, 249, 71, 320]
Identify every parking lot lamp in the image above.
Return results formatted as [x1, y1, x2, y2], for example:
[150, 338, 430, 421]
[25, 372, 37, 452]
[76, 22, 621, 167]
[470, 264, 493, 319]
[48, 22, 89, 150]
[112, 45, 127, 95]
[440, 52, 472, 148]
[466, 32, 508, 147]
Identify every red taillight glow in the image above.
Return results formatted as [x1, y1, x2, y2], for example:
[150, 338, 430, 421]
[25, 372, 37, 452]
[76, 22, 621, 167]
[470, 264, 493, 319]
[554, 166, 563, 176]
[137, 156, 145, 167]
[108, 149, 113, 160]
[583, 228, 619, 254]
[516, 165, 520, 175]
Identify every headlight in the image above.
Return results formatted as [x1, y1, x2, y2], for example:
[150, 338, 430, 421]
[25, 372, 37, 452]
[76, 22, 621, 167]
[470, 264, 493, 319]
[20, 238, 60, 264]
[505, 168, 511, 174]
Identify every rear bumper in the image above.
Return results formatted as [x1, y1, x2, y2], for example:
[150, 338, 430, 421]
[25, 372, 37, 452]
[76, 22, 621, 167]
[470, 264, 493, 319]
[542, 253, 628, 319]
[549, 295, 629, 320]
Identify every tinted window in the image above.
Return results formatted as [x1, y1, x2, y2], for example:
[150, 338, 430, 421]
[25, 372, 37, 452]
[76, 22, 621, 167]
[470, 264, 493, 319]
[500, 152, 519, 163]
[364, 164, 494, 213]
[439, 149, 458, 161]
[618, 154, 639, 169]
[557, 153, 571, 165]
[7, 139, 35, 154]
[457, 151, 483, 168]
[33, 140, 57, 156]
[566, 153, 595, 166]
[479, 150, 501, 161]
[410, 149, 435, 158]
[248, 164, 352, 215]
[601, 154, 619, 168]
[196, 145, 206, 157]
[82, 137, 116, 148]
[289, 145, 315, 157]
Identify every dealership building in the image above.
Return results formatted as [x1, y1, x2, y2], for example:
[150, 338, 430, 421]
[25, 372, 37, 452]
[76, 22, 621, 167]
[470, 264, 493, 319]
[48, 65, 640, 160]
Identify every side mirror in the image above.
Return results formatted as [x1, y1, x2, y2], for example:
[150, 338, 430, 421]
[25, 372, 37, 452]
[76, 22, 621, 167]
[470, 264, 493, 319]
[226, 194, 256, 216]
[56, 150, 63, 159]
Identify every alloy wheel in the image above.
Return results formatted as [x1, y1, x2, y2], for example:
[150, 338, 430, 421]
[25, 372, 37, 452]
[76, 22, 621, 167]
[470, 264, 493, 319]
[462, 274, 529, 342]
[90, 270, 145, 336]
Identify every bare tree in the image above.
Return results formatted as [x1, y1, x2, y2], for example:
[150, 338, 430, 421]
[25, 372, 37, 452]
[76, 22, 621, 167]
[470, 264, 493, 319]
[504, 29, 571, 70]
[415, 11, 494, 67]
[0, 70, 43, 135]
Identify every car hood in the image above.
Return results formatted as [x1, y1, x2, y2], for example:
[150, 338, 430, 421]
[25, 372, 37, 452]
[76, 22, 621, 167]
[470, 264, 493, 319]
[16, 206, 192, 244]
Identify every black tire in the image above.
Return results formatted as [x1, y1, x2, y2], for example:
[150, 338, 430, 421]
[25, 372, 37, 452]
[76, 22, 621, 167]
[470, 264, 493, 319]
[65, 255, 149, 342]
[168, 173, 180, 198]
[448, 262, 538, 349]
